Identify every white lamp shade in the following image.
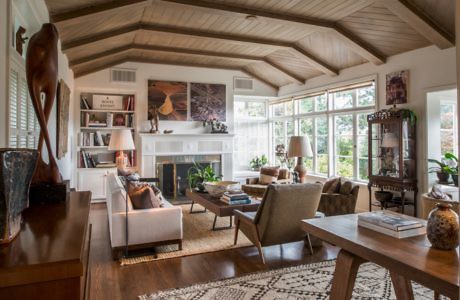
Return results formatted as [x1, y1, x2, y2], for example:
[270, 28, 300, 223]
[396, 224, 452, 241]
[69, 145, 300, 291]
[287, 136, 313, 158]
[108, 129, 135, 151]
[381, 132, 399, 148]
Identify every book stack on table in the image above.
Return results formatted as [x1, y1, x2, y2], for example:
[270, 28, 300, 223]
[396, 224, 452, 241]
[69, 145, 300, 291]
[358, 211, 426, 238]
[221, 192, 251, 205]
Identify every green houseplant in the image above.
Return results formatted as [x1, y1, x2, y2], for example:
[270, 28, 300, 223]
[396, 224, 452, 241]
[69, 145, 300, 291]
[428, 152, 458, 185]
[249, 155, 268, 171]
[187, 162, 221, 191]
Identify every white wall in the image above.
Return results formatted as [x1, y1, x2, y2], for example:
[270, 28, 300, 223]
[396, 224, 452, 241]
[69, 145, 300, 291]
[279, 45, 457, 214]
[2, 0, 76, 183]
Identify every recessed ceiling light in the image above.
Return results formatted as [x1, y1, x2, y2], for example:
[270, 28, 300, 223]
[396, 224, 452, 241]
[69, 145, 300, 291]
[245, 15, 258, 21]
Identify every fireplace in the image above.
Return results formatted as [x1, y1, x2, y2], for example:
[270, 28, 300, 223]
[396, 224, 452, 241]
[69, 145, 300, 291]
[156, 155, 222, 200]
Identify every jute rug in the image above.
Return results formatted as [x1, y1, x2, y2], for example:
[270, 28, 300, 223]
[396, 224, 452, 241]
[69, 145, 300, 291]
[139, 260, 444, 300]
[120, 204, 252, 265]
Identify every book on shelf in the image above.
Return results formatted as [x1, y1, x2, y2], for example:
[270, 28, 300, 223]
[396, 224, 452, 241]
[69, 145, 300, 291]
[358, 211, 424, 231]
[106, 112, 113, 128]
[357, 219, 426, 239]
[88, 122, 107, 127]
[80, 96, 91, 109]
[96, 162, 116, 168]
[124, 95, 135, 111]
[95, 131, 104, 146]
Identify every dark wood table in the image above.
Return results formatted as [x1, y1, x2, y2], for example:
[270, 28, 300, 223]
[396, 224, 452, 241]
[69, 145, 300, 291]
[301, 214, 459, 300]
[186, 189, 260, 230]
[0, 191, 92, 300]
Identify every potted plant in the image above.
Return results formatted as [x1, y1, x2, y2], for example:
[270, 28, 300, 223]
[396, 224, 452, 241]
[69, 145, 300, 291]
[249, 155, 268, 171]
[428, 152, 458, 185]
[187, 162, 221, 191]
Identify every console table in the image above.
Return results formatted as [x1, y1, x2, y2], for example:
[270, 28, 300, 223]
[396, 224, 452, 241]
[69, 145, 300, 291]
[0, 191, 92, 300]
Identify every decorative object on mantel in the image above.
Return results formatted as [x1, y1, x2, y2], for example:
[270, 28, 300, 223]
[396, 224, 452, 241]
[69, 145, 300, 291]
[427, 202, 459, 250]
[0, 149, 38, 244]
[288, 136, 313, 183]
[15, 26, 28, 56]
[386, 70, 408, 105]
[203, 118, 228, 133]
[163, 129, 173, 134]
[249, 155, 268, 171]
[148, 80, 187, 121]
[191, 83, 226, 121]
[108, 129, 135, 172]
[56, 79, 70, 159]
[26, 23, 68, 203]
[148, 105, 160, 134]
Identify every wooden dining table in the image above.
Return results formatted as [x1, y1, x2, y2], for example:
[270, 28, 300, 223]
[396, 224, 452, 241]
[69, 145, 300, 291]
[301, 214, 459, 300]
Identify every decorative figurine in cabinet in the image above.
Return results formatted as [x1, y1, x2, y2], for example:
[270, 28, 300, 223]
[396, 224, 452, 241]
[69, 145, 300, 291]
[367, 109, 418, 216]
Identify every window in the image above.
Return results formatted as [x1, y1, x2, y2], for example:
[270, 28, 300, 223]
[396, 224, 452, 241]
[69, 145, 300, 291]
[234, 99, 269, 171]
[269, 80, 376, 181]
[9, 61, 39, 148]
[440, 101, 458, 156]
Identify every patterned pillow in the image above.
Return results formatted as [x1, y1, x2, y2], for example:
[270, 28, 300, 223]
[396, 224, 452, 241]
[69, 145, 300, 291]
[259, 167, 280, 185]
[323, 177, 341, 194]
[339, 181, 354, 195]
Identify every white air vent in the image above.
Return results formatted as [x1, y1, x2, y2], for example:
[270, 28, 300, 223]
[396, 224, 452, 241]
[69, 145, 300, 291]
[110, 68, 136, 83]
[234, 77, 254, 91]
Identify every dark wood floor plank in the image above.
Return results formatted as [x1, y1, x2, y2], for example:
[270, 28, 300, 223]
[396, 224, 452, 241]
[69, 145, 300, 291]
[88, 203, 339, 299]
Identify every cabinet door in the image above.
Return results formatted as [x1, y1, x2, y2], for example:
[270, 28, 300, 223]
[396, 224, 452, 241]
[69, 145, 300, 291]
[78, 170, 108, 200]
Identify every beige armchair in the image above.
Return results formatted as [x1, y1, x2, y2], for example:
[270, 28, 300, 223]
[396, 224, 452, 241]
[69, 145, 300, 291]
[234, 183, 323, 264]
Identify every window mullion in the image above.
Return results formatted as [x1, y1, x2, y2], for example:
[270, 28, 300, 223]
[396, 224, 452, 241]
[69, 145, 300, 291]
[353, 113, 358, 181]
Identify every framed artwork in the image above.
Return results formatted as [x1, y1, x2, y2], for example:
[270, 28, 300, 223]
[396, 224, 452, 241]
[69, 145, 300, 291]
[148, 80, 187, 121]
[56, 79, 70, 159]
[386, 70, 409, 105]
[190, 83, 226, 121]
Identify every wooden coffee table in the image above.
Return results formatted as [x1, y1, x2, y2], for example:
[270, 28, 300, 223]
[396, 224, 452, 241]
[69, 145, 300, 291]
[186, 189, 260, 230]
[301, 214, 459, 300]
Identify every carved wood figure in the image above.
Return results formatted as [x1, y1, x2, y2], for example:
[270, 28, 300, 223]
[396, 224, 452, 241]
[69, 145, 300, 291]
[26, 23, 62, 185]
[149, 105, 160, 134]
[15, 26, 28, 56]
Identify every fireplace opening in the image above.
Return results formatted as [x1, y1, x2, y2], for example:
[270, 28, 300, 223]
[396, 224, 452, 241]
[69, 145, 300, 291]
[156, 155, 222, 202]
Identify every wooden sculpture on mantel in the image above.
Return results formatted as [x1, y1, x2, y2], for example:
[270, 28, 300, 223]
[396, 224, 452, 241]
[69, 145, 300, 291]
[26, 23, 68, 203]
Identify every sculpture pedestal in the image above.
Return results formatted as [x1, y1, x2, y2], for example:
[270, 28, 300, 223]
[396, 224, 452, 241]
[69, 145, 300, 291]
[29, 180, 69, 204]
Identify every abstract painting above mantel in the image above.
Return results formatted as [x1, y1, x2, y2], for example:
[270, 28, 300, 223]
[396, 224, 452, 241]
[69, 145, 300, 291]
[148, 80, 187, 121]
[191, 83, 226, 122]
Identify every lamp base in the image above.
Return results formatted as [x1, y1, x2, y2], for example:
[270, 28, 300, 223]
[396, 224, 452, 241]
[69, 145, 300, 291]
[294, 157, 307, 183]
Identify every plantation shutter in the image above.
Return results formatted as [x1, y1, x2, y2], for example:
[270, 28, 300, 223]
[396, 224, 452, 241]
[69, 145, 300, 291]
[9, 69, 19, 147]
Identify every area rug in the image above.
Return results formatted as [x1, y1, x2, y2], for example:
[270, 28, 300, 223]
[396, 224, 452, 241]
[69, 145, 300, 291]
[120, 204, 251, 265]
[139, 260, 444, 299]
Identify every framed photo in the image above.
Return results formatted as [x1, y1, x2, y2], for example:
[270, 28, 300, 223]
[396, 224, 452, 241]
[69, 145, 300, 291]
[190, 83, 226, 121]
[148, 80, 187, 121]
[386, 70, 409, 105]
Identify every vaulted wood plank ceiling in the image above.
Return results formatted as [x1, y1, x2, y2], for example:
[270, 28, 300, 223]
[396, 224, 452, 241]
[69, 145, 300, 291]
[44, 0, 455, 89]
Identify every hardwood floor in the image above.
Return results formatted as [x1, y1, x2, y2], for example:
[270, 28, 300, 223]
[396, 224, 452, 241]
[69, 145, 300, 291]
[88, 203, 339, 300]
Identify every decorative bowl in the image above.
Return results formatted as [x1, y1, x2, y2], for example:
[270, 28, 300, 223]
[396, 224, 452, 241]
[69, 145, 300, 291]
[374, 191, 393, 203]
[204, 181, 239, 197]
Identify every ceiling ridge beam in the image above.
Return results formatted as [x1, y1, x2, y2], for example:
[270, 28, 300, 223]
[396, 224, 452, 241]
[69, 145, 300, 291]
[380, 0, 454, 49]
[159, 0, 385, 64]
[263, 59, 304, 84]
[61, 23, 337, 76]
[51, 0, 150, 23]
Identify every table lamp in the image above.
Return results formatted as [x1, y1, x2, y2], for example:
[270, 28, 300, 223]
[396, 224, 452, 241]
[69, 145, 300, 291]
[288, 136, 313, 183]
[108, 129, 135, 171]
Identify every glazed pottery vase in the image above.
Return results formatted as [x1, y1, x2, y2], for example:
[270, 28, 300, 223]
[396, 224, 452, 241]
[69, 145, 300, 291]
[0, 149, 38, 244]
[427, 203, 459, 250]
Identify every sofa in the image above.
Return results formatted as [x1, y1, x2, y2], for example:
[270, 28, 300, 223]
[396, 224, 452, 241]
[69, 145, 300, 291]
[106, 173, 183, 256]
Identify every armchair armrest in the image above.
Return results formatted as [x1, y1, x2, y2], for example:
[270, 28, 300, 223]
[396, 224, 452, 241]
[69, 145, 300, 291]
[246, 177, 260, 184]
[234, 209, 256, 224]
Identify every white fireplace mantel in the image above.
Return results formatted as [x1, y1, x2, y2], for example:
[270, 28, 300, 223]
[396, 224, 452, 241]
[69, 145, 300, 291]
[139, 133, 235, 180]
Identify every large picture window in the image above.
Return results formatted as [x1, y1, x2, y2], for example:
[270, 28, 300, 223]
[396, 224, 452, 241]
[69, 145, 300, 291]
[269, 80, 376, 182]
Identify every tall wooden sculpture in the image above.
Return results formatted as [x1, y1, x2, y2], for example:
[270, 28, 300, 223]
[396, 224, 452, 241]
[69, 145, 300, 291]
[26, 23, 67, 202]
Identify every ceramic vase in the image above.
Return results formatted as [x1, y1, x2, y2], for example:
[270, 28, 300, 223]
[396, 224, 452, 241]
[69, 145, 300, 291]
[0, 149, 38, 244]
[427, 203, 459, 250]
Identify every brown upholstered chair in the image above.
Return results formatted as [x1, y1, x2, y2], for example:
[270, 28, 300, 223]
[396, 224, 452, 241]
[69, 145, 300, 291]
[234, 183, 323, 264]
[317, 181, 359, 216]
[242, 169, 292, 198]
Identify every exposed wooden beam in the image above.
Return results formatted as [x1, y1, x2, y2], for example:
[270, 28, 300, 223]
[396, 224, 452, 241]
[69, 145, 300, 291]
[69, 45, 133, 66]
[159, 0, 386, 64]
[263, 59, 304, 84]
[50, 0, 149, 23]
[381, 0, 454, 49]
[61, 23, 337, 76]
[241, 68, 279, 90]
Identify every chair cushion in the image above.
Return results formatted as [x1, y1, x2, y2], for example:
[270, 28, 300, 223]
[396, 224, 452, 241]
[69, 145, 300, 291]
[339, 181, 354, 195]
[323, 177, 341, 193]
[259, 167, 280, 185]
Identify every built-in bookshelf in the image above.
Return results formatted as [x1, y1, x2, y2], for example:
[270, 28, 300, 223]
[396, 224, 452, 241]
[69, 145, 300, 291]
[77, 92, 136, 170]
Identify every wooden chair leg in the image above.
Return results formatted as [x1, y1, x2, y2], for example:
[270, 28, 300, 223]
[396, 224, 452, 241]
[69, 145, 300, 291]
[305, 234, 314, 255]
[250, 223, 265, 264]
[390, 271, 414, 300]
[234, 218, 240, 245]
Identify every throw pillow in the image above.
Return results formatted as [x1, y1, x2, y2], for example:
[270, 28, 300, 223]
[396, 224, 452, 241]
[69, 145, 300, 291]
[339, 181, 354, 195]
[259, 167, 280, 185]
[278, 168, 290, 180]
[129, 185, 154, 209]
[323, 177, 341, 194]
